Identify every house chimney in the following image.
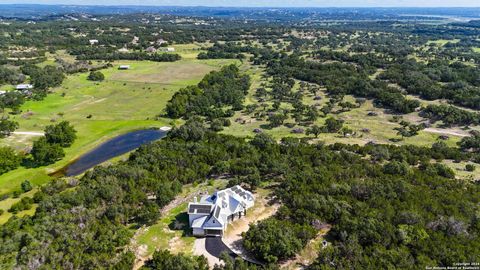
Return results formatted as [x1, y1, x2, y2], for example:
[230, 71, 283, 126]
[222, 199, 227, 208]
[193, 196, 197, 203]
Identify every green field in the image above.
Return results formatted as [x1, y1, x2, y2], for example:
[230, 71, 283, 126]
[0, 52, 238, 222]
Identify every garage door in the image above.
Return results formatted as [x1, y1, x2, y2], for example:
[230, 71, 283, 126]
[205, 229, 223, 236]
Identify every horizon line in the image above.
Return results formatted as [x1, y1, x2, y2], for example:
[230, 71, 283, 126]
[1, 3, 480, 8]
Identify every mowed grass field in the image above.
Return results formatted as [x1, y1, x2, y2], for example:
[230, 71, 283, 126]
[0, 49, 238, 222]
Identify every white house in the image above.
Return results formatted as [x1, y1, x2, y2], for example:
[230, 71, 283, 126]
[188, 185, 254, 237]
[89, 39, 99, 45]
[118, 65, 130, 70]
[16, 84, 33, 90]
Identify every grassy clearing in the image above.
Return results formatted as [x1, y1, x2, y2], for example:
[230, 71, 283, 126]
[0, 56, 238, 222]
[0, 189, 38, 224]
[427, 39, 460, 46]
[222, 64, 461, 147]
[443, 160, 480, 181]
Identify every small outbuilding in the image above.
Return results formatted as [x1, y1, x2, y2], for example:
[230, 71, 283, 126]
[16, 84, 33, 90]
[159, 47, 175, 52]
[118, 65, 130, 70]
[89, 39, 99, 45]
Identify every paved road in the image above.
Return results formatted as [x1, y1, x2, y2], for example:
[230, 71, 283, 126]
[205, 237, 237, 259]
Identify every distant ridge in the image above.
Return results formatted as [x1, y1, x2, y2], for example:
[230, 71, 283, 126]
[0, 4, 479, 20]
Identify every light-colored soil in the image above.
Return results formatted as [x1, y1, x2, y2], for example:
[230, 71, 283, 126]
[12, 131, 44, 136]
[424, 127, 470, 138]
[222, 188, 280, 263]
[280, 225, 332, 270]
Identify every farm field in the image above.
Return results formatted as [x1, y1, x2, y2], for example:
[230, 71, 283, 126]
[0, 54, 238, 221]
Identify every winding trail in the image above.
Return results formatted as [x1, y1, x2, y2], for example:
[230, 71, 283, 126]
[424, 128, 469, 138]
[12, 131, 44, 136]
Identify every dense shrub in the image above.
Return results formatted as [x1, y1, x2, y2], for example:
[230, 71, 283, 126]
[87, 70, 105, 81]
[142, 250, 208, 270]
[30, 137, 65, 165]
[44, 121, 77, 147]
[0, 147, 21, 175]
[243, 218, 316, 263]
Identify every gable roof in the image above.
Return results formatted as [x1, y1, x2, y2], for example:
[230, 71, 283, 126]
[188, 185, 255, 229]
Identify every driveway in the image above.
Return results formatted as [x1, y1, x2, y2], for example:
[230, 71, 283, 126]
[205, 236, 237, 259]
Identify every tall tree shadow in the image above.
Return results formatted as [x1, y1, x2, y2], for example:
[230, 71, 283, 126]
[168, 212, 191, 237]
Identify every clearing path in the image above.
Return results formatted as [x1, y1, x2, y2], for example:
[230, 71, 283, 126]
[12, 131, 44, 136]
[424, 128, 470, 138]
[280, 225, 332, 270]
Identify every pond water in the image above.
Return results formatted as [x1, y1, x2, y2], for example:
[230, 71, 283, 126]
[65, 128, 168, 176]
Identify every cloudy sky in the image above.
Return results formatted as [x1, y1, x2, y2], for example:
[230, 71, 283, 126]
[0, 0, 479, 7]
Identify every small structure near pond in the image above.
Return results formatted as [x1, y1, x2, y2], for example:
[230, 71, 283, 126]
[188, 185, 254, 237]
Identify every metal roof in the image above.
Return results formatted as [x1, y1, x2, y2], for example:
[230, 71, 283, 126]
[188, 204, 212, 214]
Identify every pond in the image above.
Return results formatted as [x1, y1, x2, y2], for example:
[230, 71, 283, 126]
[64, 128, 168, 176]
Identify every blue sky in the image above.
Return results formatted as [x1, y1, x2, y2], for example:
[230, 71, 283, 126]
[0, 0, 479, 7]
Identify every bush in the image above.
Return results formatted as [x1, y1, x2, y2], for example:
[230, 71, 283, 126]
[31, 137, 65, 166]
[383, 161, 410, 175]
[21, 180, 33, 193]
[209, 119, 224, 132]
[87, 71, 105, 81]
[8, 197, 33, 214]
[466, 164, 476, 172]
[33, 191, 46, 203]
[142, 250, 208, 270]
[0, 146, 21, 175]
[44, 121, 77, 147]
[243, 218, 316, 263]
[0, 118, 19, 138]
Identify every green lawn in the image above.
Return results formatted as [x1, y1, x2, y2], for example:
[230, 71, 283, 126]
[0, 56, 238, 222]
